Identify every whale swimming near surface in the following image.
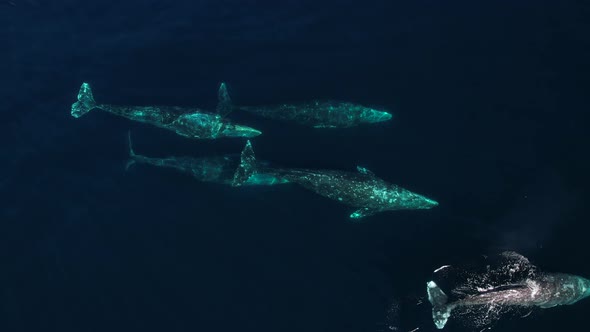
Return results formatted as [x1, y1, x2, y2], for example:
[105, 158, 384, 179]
[231, 140, 437, 219]
[71, 83, 261, 139]
[125, 133, 288, 186]
[427, 252, 590, 329]
[217, 83, 392, 128]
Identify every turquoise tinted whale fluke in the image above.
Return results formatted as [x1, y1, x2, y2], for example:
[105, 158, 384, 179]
[232, 140, 437, 219]
[71, 83, 261, 139]
[217, 83, 392, 128]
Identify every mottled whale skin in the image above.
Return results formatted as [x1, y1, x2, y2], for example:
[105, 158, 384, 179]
[232, 141, 437, 219]
[427, 269, 590, 329]
[71, 83, 261, 139]
[218, 83, 392, 128]
[126, 134, 287, 186]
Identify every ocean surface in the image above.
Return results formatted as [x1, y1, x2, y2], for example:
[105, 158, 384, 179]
[2, 1, 589, 331]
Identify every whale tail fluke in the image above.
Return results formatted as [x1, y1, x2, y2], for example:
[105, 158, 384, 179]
[125, 131, 136, 171]
[71, 82, 98, 118]
[232, 140, 257, 186]
[216, 82, 233, 116]
[427, 281, 453, 329]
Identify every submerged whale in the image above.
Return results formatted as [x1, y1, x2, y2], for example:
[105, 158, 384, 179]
[232, 141, 437, 219]
[71, 83, 261, 139]
[217, 83, 392, 128]
[427, 253, 590, 329]
[126, 134, 287, 186]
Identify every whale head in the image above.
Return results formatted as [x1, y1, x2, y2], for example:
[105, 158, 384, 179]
[359, 107, 392, 124]
[220, 123, 262, 138]
[388, 187, 438, 210]
[404, 191, 439, 210]
[578, 277, 590, 300]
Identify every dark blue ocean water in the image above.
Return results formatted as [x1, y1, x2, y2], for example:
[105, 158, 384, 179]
[2, 1, 589, 331]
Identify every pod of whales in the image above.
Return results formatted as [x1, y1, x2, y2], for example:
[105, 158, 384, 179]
[69, 81, 581, 330]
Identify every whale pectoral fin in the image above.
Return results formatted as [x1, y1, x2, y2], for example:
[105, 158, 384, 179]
[313, 125, 337, 129]
[356, 166, 374, 176]
[349, 207, 377, 220]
